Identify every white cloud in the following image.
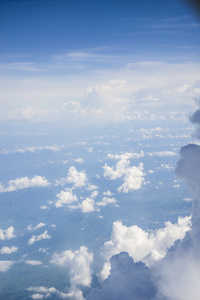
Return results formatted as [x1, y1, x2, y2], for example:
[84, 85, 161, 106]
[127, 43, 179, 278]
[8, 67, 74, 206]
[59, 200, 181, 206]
[28, 230, 51, 245]
[117, 163, 145, 193]
[107, 151, 144, 161]
[103, 190, 114, 196]
[87, 184, 99, 191]
[1, 144, 63, 154]
[148, 151, 177, 157]
[96, 197, 117, 207]
[173, 184, 180, 188]
[31, 294, 44, 299]
[28, 286, 84, 300]
[148, 170, 154, 174]
[27, 223, 46, 231]
[72, 158, 84, 163]
[55, 189, 78, 208]
[0, 106, 49, 121]
[56, 167, 87, 188]
[67, 166, 87, 188]
[0, 175, 50, 193]
[79, 197, 95, 213]
[24, 260, 43, 266]
[100, 216, 191, 281]
[0, 260, 15, 272]
[51, 246, 93, 299]
[103, 153, 145, 193]
[0, 246, 18, 254]
[0, 226, 15, 240]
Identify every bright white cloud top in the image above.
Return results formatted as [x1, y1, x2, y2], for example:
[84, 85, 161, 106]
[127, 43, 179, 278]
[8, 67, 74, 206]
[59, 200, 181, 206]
[0, 176, 51, 193]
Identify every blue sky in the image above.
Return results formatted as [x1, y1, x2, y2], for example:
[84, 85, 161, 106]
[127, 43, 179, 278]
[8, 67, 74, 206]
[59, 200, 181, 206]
[0, 0, 199, 60]
[0, 0, 200, 125]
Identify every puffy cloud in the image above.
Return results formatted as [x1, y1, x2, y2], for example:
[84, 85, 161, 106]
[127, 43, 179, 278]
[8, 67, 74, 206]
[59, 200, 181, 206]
[100, 217, 191, 281]
[103, 153, 145, 193]
[28, 230, 51, 245]
[56, 167, 87, 188]
[55, 189, 78, 208]
[0, 246, 18, 254]
[0, 175, 50, 193]
[117, 163, 145, 193]
[51, 246, 93, 299]
[0, 260, 15, 272]
[103, 151, 144, 181]
[79, 197, 95, 213]
[103, 191, 114, 196]
[96, 197, 117, 207]
[27, 223, 46, 231]
[87, 252, 157, 300]
[87, 184, 99, 191]
[0, 226, 15, 240]
[151, 139, 200, 300]
[28, 286, 84, 300]
[67, 167, 87, 188]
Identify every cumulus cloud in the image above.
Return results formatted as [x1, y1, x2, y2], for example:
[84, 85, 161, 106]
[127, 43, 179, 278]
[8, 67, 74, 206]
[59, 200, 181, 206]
[87, 252, 157, 300]
[117, 163, 145, 193]
[27, 223, 46, 231]
[96, 197, 117, 207]
[79, 197, 95, 213]
[152, 139, 200, 299]
[0, 226, 15, 240]
[51, 246, 93, 299]
[0, 246, 18, 254]
[0, 175, 50, 193]
[55, 189, 78, 208]
[55, 167, 87, 188]
[103, 153, 145, 193]
[28, 230, 51, 245]
[67, 167, 87, 188]
[0, 260, 15, 272]
[100, 217, 191, 281]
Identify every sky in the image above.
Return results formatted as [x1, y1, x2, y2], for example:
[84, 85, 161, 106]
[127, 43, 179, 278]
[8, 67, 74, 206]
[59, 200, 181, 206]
[0, 0, 200, 299]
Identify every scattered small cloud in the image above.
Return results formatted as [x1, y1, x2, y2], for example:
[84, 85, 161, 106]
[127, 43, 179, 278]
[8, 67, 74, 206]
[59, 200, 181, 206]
[27, 223, 46, 231]
[0, 226, 15, 240]
[0, 176, 51, 193]
[0, 246, 18, 254]
[28, 231, 51, 245]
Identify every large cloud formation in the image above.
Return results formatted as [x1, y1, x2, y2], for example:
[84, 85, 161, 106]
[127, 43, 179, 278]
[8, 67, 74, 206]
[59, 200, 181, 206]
[88, 252, 157, 300]
[88, 105, 200, 300]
